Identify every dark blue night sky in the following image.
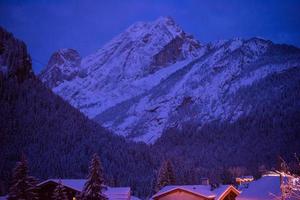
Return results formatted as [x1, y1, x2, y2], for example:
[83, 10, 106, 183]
[1, 0, 300, 73]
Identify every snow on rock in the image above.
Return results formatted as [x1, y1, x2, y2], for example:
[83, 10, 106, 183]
[39, 48, 82, 88]
[39, 17, 300, 143]
[39, 16, 201, 119]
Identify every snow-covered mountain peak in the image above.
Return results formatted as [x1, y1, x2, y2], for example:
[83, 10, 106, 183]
[125, 16, 182, 39]
[49, 48, 81, 67]
[152, 16, 182, 35]
[80, 17, 201, 79]
[39, 17, 203, 122]
[40, 18, 300, 143]
[154, 16, 176, 25]
[39, 48, 81, 88]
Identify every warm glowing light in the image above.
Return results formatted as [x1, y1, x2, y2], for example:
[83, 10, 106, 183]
[236, 176, 254, 185]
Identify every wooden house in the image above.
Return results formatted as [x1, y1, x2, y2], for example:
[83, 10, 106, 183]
[37, 179, 132, 200]
[152, 185, 240, 200]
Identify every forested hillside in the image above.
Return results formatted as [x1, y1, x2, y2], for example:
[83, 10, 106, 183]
[153, 66, 300, 184]
[0, 27, 155, 197]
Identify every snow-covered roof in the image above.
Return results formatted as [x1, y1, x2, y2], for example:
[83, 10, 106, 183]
[38, 179, 86, 191]
[131, 196, 141, 200]
[38, 179, 131, 199]
[213, 185, 240, 199]
[152, 184, 239, 199]
[237, 174, 282, 200]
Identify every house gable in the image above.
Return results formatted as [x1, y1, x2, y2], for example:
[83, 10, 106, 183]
[38, 180, 79, 200]
[218, 186, 240, 200]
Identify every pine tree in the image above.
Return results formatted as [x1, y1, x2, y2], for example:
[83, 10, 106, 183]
[155, 160, 176, 192]
[81, 153, 107, 200]
[8, 155, 39, 200]
[52, 179, 68, 200]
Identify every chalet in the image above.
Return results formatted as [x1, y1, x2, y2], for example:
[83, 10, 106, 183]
[37, 179, 133, 200]
[152, 185, 240, 200]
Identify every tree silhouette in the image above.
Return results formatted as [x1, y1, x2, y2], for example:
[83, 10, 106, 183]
[8, 155, 38, 200]
[155, 160, 176, 192]
[81, 154, 107, 200]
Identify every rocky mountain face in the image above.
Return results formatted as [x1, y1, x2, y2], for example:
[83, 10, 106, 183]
[0, 26, 33, 83]
[40, 17, 300, 143]
[39, 48, 81, 88]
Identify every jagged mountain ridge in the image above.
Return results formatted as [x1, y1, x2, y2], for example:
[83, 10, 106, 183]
[40, 17, 300, 143]
[40, 17, 201, 119]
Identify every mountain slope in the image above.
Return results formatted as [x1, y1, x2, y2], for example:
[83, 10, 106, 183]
[0, 27, 154, 197]
[152, 65, 300, 183]
[95, 37, 300, 142]
[39, 17, 202, 137]
[40, 17, 300, 143]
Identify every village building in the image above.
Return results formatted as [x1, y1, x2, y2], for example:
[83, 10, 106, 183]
[37, 179, 134, 200]
[152, 185, 240, 200]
